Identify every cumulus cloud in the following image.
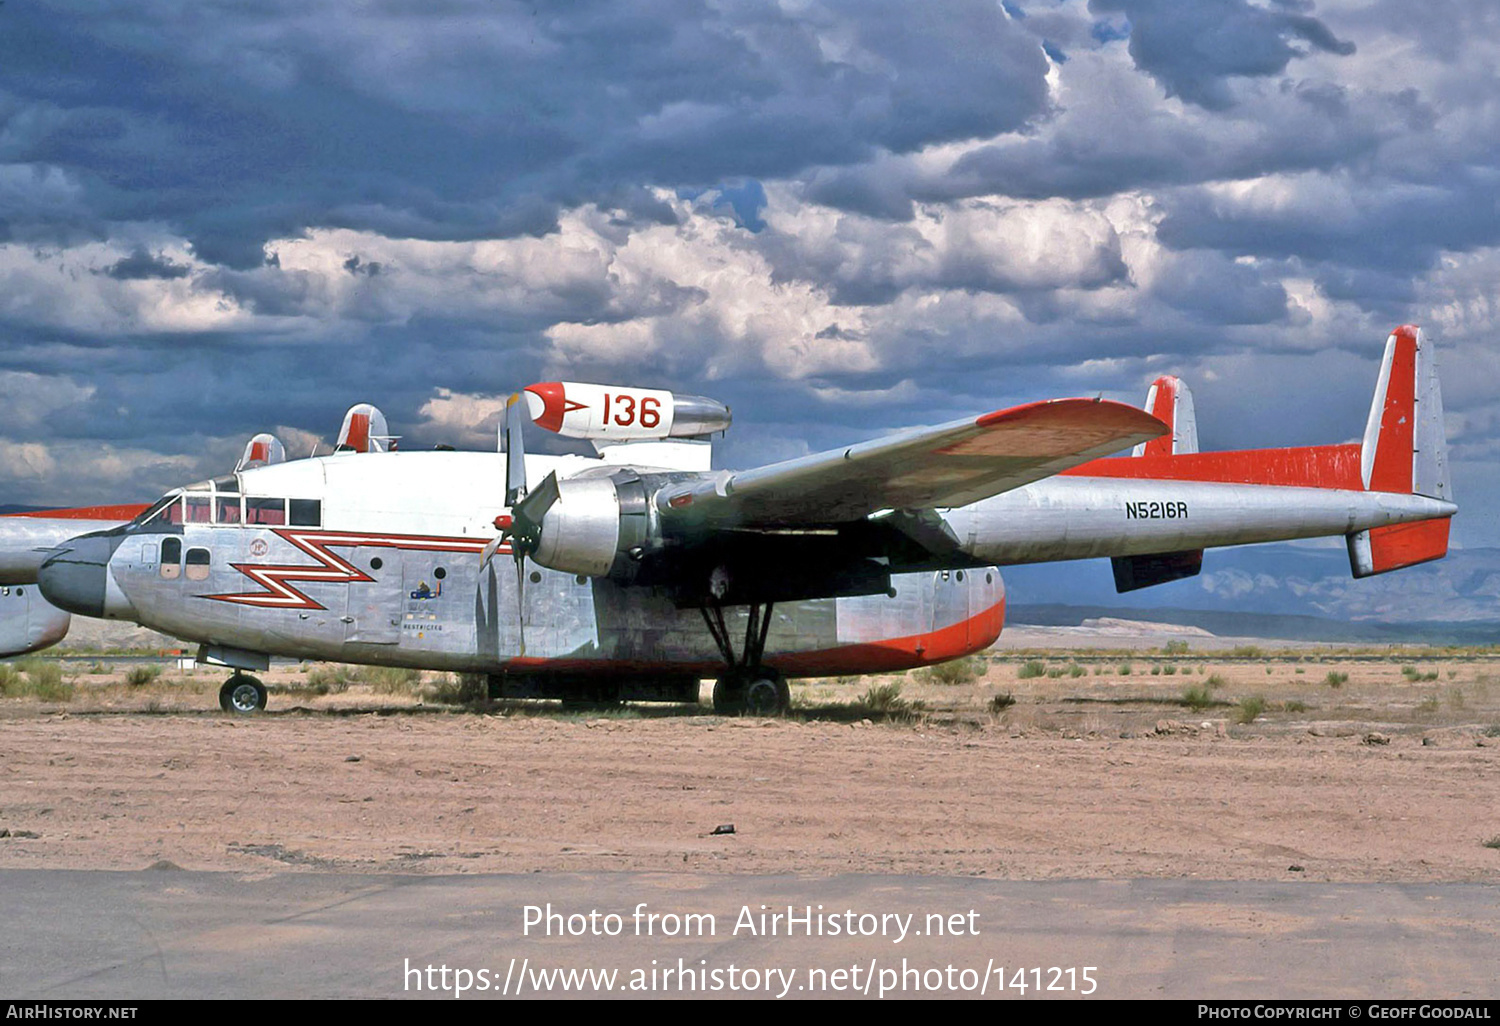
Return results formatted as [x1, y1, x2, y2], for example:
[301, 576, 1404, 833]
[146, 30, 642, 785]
[0, 0, 1496, 564]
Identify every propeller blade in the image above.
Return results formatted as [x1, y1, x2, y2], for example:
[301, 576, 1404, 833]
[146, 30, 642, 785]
[513, 545, 528, 657]
[505, 392, 529, 507]
[480, 536, 504, 567]
[511, 470, 560, 537]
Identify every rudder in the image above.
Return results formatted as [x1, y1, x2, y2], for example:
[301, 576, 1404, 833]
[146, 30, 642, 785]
[1349, 325, 1453, 577]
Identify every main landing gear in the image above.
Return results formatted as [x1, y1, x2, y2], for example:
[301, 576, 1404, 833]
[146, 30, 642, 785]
[219, 673, 267, 714]
[700, 600, 790, 717]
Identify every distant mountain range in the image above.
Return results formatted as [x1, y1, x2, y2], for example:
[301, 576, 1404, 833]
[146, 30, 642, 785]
[1001, 543, 1500, 644]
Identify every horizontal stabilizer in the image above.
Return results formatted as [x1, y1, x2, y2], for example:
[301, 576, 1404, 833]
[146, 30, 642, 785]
[1111, 549, 1204, 593]
[1347, 518, 1450, 578]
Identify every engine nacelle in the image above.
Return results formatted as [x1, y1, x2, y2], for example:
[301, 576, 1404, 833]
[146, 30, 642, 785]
[524, 382, 731, 441]
[528, 471, 653, 578]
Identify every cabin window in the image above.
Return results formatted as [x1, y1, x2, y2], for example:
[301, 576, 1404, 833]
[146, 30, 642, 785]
[245, 497, 286, 526]
[185, 547, 211, 582]
[161, 537, 182, 579]
[184, 496, 212, 524]
[215, 496, 242, 525]
[288, 498, 321, 527]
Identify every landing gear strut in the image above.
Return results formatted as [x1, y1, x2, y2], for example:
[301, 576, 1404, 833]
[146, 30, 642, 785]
[701, 601, 790, 716]
[219, 673, 267, 714]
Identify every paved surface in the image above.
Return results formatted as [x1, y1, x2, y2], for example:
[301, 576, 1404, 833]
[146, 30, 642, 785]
[3, 871, 1497, 999]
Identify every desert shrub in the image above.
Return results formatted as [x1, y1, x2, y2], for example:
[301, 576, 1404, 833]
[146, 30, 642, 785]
[125, 664, 164, 687]
[1324, 671, 1349, 688]
[859, 681, 909, 714]
[988, 691, 1016, 713]
[425, 672, 489, 706]
[1017, 660, 1046, 679]
[1416, 696, 1440, 715]
[88, 662, 109, 675]
[1117, 663, 1132, 676]
[305, 664, 360, 695]
[1484, 836, 1500, 850]
[19, 661, 71, 701]
[1231, 645, 1264, 658]
[1068, 663, 1086, 678]
[1164, 640, 1190, 655]
[1402, 665, 1440, 683]
[368, 665, 423, 694]
[1150, 665, 1162, 676]
[1046, 667, 1065, 679]
[918, 656, 985, 686]
[1234, 695, 1266, 724]
[1283, 700, 1308, 713]
[1182, 683, 1215, 711]
[0, 663, 21, 697]
[1163, 664, 1177, 676]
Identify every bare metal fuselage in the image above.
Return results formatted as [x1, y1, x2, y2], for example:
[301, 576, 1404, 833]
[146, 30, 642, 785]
[72, 447, 1451, 678]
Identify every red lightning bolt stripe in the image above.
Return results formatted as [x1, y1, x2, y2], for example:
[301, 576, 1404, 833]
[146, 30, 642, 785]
[203, 529, 498, 610]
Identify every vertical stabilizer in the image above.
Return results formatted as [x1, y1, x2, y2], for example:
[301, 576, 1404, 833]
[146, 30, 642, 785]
[1360, 325, 1451, 500]
[1131, 375, 1199, 458]
[1349, 325, 1453, 577]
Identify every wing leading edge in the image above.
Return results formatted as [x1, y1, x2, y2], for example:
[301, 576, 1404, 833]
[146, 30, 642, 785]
[657, 398, 1167, 527]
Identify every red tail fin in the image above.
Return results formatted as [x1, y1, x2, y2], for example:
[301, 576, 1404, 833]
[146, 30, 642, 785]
[1349, 325, 1453, 577]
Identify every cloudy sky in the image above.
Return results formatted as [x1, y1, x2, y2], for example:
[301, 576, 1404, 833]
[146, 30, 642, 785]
[2, 0, 1496, 553]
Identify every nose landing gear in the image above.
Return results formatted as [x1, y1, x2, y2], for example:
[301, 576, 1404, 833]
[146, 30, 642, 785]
[219, 673, 267, 714]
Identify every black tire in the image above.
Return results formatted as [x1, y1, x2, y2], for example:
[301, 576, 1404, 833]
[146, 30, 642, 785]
[712, 676, 745, 716]
[714, 672, 789, 716]
[744, 675, 790, 717]
[219, 674, 267, 714]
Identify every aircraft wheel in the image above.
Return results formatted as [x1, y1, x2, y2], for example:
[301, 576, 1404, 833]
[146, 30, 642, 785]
[219, 674, 267, 714]
[715, 672, 788, 716]
[744, 674, 790, 717]
[712, 676, 746, 716]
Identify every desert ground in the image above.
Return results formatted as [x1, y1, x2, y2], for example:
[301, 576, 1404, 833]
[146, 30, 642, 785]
[3, 628, 1499, 883]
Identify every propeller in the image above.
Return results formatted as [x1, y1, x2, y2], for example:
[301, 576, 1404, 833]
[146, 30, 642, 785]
[483, 392, 561, 655]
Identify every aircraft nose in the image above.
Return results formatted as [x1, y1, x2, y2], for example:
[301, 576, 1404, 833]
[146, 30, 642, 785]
[37, 534, 129, 619]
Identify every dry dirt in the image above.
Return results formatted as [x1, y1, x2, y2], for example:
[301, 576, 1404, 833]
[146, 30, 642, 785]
[3, 646, 1500, 882]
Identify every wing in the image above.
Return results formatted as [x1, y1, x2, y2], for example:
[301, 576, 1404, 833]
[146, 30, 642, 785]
[657, 398, 1167, 526]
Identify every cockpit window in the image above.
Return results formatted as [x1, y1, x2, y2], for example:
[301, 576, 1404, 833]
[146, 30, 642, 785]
[184, 496, 212, 523]
[133, 494, 179, 527]
[215, 496, 242, 524]
[245, 497, 286, 526]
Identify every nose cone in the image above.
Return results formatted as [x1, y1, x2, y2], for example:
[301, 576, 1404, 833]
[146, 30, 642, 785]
[38, 534, 127, 619]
